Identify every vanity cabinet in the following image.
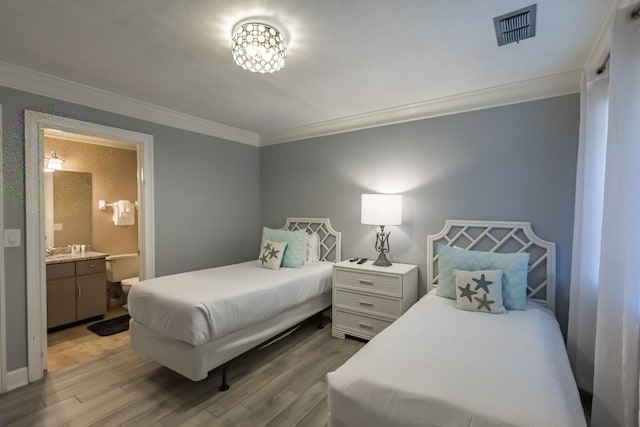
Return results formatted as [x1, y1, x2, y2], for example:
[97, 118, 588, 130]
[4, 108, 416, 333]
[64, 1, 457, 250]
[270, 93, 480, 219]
[46, 263, 77, 328]
[46, 258, 107, 328]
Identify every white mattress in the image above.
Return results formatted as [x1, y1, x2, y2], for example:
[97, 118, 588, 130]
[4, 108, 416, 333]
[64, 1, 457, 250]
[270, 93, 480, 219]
[327, 292, 586, 427]
[128, 260, 332, 346]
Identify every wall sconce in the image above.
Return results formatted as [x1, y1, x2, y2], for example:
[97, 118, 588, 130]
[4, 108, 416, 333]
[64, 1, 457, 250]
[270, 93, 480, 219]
[361, 194, 403, 266]
[44, 151, 64, 173]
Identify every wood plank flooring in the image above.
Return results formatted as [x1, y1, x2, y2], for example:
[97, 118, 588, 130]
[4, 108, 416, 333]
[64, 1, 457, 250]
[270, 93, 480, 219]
[1, 319, 364, 427]
[47, 307, 130, 372]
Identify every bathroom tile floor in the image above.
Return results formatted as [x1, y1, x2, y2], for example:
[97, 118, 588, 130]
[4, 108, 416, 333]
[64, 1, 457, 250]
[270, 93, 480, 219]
[47, 306, 130, 373]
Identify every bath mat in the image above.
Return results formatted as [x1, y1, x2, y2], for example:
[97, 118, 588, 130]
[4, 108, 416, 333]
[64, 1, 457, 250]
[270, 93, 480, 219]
[87, 314, 131, 336]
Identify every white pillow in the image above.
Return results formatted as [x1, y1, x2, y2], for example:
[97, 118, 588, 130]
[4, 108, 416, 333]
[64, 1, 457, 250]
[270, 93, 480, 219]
[258, 240, 288, 270]
[306, 232, 320, 263]
[454, 269, 506, 314]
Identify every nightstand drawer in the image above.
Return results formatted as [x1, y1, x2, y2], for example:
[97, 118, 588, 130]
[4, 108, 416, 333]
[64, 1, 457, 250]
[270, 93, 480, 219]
[335, 269, 401, 296]
[334, 309, 393, 337]
[335, 289, 401, 317]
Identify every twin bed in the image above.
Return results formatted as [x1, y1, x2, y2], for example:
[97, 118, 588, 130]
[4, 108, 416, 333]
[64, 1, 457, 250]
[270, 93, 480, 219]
[128, 217, 584, 426]
[128, 218, 341, 383]
[327, 220, 586, 426]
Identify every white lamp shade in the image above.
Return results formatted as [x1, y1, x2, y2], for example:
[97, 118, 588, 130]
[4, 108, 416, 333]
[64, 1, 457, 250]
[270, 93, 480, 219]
[361, 194, 403, 226]
[45, 157, 63, 171]
[44, 151, 64, 172]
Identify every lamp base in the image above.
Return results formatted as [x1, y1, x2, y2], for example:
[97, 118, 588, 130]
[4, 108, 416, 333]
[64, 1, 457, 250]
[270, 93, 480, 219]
[373, 252, 392, 267]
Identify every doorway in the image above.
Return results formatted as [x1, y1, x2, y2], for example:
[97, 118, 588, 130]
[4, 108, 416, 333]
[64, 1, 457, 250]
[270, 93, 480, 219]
[25, 111, 155, 383]
[43, 131, 139, 372]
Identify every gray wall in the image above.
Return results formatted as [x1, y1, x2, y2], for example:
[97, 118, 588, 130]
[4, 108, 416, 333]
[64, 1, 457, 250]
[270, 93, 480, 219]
[260, 94, 579, 334]
[1, 87, 579, 374]
[1, 85, 261, 371]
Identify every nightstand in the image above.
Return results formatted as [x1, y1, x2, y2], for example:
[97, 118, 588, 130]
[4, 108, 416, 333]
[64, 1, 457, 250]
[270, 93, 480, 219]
[332, 260, 418, 340]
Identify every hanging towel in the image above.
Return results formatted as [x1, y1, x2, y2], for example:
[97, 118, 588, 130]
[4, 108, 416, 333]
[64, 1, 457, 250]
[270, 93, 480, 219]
[113, 200, 135, 226]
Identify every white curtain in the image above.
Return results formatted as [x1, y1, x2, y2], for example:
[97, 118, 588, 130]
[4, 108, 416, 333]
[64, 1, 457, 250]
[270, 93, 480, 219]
[569, 3, 640, 426]
[567, 69, 609, 394]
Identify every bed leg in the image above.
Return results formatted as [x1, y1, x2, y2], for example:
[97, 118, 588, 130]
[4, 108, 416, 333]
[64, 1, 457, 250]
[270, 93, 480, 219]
[317, 312, 325, 329]
[219, 365, 230, 392]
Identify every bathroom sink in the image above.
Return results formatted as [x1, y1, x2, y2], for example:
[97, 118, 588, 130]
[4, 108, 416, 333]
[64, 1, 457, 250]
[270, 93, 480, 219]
[45, 251, 109, 263]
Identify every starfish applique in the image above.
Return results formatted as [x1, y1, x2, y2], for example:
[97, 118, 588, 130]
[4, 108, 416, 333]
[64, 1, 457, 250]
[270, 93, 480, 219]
[473, 274, 493, 293]
[259, 253, 269, 265]
[474, 293, 495, 312]
[268, 247, 281, 260]
[457, 283, 478, 302]
[263, 242, 273, 252]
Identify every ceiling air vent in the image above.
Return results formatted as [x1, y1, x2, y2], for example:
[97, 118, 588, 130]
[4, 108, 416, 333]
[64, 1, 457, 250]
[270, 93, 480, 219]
[493, 4, 537, 46]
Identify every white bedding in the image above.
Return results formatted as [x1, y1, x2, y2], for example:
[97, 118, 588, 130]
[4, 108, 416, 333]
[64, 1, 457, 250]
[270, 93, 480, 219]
[327, 292, 586, 427]
[128, 260, 332, 346]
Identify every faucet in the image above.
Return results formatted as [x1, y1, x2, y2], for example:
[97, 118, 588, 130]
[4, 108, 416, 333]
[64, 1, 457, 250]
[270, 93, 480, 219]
[46, 247, 54, 257]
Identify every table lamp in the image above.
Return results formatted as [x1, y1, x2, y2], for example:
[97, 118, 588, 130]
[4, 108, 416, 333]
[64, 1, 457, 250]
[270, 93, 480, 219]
[361, 194, 403, 266]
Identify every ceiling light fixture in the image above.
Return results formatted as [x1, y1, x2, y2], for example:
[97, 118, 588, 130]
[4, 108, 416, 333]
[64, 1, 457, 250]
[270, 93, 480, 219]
[231, 21, 287, 73]
[44, 151, 65, 172]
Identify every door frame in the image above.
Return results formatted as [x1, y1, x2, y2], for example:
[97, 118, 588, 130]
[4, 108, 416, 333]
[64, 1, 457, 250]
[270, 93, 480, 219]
[0, 104, 6, 393]
[24, 111, 155, 382]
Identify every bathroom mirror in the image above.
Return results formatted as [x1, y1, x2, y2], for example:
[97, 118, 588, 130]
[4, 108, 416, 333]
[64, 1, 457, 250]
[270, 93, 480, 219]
[44, 171, 92, 247]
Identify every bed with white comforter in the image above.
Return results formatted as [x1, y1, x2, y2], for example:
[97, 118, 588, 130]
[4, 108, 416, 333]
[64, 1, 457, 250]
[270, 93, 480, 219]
[128, 217, 342, 382]
[327, 220, 585, 427]
[128, 260, 332, 346]
[327, 292, 586, 427]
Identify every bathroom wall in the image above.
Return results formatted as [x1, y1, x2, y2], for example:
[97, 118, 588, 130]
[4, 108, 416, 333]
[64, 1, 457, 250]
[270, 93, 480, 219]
[45, 137, 138, 255]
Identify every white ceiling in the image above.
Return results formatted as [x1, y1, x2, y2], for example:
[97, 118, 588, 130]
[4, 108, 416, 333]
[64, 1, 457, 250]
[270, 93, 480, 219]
[0, 1, 614, 144]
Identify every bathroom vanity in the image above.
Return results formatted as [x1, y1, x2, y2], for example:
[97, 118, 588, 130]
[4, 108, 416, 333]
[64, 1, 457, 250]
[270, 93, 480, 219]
[46, 252, 109, 329]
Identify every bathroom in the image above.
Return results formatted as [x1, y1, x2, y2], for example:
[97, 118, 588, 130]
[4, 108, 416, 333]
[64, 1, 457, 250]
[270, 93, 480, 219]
[44, 131, 139, 371]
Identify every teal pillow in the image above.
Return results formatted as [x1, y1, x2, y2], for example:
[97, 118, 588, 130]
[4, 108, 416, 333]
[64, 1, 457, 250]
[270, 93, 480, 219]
[261, 227, 307, 268]
[436, 244, 530, 310]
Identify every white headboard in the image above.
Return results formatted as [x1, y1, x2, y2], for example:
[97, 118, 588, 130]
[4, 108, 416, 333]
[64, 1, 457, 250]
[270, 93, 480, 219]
[427, 220, 556, 313]
[283, 217, 342, 262]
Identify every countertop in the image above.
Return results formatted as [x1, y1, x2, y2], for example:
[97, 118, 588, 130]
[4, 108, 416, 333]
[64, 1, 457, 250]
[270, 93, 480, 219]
[45, 251, 109, 265]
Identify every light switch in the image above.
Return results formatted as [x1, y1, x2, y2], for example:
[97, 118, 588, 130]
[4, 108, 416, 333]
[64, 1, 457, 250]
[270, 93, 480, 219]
[4, 229, 21, 247]
[54, 223, 63, 231]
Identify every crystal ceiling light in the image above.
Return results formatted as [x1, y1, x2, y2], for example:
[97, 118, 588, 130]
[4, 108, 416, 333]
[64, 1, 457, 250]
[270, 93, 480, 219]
[231, 21, 287, 73]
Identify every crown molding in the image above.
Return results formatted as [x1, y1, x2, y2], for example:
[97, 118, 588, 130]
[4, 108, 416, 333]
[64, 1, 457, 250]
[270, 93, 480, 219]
[0, 60, 581, 148]
[0, 61, 259, 146]
[259, 70, 582, 146]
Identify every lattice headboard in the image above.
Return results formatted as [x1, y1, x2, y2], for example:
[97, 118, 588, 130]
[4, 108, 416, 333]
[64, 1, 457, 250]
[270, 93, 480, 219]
[283, 218, 342, 262]
[427, 220, 556, 313]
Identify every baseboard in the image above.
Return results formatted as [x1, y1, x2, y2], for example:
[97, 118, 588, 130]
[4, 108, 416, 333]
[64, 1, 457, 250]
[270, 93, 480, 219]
[6, 367, 28, 391]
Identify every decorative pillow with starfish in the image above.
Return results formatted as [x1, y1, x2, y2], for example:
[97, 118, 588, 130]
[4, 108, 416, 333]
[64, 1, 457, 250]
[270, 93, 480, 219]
[258, 240, 288, 270]
[453, 269, 506, 314]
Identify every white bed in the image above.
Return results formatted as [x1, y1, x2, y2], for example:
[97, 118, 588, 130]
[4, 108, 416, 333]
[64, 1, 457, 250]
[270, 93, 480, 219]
[129, 217, 341, 383]
[327, 220, 586, 427]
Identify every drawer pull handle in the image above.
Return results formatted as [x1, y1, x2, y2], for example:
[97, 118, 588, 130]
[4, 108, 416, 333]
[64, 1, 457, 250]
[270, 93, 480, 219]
[358, 279, 373, 285]
[78, 287, 82, 299]
[358, 300, 374, 306]
[88, 264, 95, 268]
[358, 322, 373, 329]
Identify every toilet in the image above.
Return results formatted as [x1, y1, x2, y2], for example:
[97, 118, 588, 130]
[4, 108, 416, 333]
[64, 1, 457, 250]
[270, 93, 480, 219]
[105, 253, 139, 306]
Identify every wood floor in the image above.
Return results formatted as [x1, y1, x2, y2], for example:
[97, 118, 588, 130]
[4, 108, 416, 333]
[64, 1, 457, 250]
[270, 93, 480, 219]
[47, 307, 130, 372]
[0, 319, 364, 427]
